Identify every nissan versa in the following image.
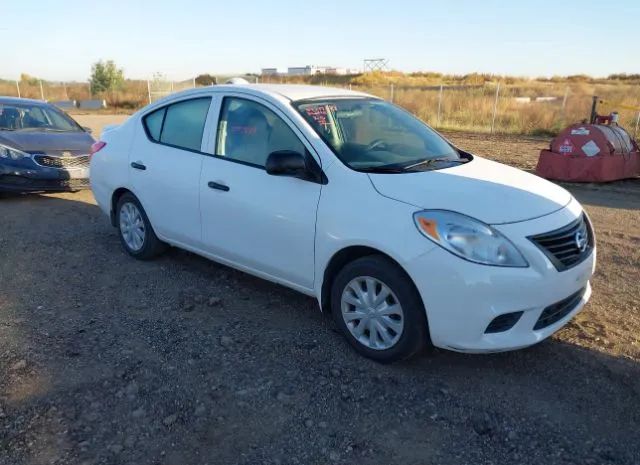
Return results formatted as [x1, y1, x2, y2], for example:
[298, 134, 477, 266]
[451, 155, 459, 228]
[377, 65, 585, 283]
[90, 84, 596, 362]
[0, 97, 93, 192]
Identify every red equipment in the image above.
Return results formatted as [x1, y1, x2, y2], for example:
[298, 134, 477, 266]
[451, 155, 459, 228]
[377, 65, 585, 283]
[536, 98, 640, 182]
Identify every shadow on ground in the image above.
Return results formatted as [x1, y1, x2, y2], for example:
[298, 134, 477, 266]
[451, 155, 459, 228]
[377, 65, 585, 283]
[0, 193, 638, 465]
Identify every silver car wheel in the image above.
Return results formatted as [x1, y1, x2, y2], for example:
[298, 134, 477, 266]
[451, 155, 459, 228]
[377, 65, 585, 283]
[119, 202, 145, 251]
[340, 276, 404, 350]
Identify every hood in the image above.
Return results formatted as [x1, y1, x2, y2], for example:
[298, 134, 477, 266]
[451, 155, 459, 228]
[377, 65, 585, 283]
[368, 156, 572, 224]
[0, 130, 94, 155]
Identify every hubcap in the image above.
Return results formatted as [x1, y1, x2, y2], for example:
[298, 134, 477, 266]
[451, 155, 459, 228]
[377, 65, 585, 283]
[340, 277, 404, 350]
[119, 202, 145, 251]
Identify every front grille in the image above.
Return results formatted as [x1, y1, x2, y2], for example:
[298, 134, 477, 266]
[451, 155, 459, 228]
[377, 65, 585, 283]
[485, 311, 524, 334]
[534, 287, 586, 330]
[528, 214, 594, 271]
[33, 154, 90, 170]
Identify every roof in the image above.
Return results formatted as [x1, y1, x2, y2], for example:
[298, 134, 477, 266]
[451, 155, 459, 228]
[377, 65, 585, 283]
[163, 84, 374, 104]
[0, 96, 48, 106]
[229, 84, 372, 101]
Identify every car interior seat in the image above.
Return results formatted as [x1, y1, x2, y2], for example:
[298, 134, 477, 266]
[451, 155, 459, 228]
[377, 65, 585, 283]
[224, 107, 271, 166]
[0, 107, 21, 129]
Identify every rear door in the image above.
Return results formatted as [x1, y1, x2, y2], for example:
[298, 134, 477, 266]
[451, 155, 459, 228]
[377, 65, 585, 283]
[199, 94, 322, 290]
[129, 96, 212, 246]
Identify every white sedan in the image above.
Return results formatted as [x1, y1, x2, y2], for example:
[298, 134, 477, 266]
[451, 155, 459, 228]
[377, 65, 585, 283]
[90, 84, 596, 362]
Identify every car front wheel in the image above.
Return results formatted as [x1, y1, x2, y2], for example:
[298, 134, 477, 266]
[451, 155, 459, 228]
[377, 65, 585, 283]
[331, 255, 429, 362]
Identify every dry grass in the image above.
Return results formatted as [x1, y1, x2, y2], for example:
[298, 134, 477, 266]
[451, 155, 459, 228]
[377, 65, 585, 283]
[2, 72, 639, 136]
[349, 79, 640, 136]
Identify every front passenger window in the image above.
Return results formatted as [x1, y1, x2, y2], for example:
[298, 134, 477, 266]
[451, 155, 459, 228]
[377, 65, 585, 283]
[216, 98, 305, 167]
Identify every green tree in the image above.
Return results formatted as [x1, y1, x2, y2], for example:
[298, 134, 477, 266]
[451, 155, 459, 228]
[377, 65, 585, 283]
[195, 74, 217, 86]
[20, 73, 39, 85]
[90, 60, 124, 95]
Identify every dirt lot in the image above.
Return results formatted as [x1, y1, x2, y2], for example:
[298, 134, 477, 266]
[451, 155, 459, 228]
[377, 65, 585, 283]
[1, 115, 639, 465]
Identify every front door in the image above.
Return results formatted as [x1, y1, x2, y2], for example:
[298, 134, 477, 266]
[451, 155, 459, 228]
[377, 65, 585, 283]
[199, 96, 321, 290]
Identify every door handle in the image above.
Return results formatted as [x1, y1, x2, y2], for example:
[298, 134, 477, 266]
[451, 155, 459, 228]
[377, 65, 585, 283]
[208, 181, 230, 192]
[131, 161, 146, 170]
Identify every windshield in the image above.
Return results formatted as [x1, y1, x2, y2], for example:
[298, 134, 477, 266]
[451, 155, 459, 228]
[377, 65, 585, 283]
[0, 103, 82, 132]
[295, 98, 460, 171]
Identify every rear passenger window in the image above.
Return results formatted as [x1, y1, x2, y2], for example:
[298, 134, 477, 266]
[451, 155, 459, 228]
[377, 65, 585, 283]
[143, 97, 211, 151]
[144, 108, 165, 141]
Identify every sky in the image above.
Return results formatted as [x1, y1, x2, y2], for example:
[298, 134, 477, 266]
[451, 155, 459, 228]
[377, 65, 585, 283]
[2, 0, 639, 82]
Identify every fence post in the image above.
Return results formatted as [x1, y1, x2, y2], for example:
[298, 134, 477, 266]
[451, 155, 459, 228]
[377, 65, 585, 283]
[490, 82, 500, 134]
[390, 83, 394, 103]
[147, 80, 152, 104]
[561, 86, 569, 112]
[437, 84, 443, 127]
[634, 111, 640, 139]
[15, 80, 20, 98]
[39, 80, 45, 101]
[193, 77, 196, 88]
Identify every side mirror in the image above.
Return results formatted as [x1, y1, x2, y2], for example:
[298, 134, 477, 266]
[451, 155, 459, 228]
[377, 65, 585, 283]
[266, 150, 308, 178]
[82, 126, 93, 134]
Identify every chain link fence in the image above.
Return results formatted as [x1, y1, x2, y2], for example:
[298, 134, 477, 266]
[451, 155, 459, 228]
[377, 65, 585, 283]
[347, 82, 640, 137]
[1, 76, 639, 137]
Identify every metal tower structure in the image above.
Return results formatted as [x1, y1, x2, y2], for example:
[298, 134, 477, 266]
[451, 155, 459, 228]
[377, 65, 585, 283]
[363, 58, 389, 73]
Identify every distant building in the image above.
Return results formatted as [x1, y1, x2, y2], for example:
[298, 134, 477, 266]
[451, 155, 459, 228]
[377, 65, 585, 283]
[325, 67, 346, 75]
[262, 65, 359, 77]
[261, 68, 282, 76]
[325, 67, 360, 75]
[287, 65, 336, 76]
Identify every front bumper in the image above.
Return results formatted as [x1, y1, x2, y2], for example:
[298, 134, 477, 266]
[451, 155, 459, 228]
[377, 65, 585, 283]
[404, 198, 596, 353]
[0, 163, 89, 192]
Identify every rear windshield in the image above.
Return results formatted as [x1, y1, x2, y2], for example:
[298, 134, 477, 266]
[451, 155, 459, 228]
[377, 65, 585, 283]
[0, 103, 82, 132]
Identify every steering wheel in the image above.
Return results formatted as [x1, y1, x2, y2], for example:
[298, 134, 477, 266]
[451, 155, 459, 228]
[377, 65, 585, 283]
[366, 139, 388, 151]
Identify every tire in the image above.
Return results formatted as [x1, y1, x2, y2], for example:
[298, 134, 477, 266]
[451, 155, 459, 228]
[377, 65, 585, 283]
[330, 255, 429, 363]
[115, 192, 166, 260]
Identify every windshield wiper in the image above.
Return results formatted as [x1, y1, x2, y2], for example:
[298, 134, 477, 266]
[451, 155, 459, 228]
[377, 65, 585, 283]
[356, 165, 407, 173]
[357, 156, 469, 174]
[403, 157, 468, 170]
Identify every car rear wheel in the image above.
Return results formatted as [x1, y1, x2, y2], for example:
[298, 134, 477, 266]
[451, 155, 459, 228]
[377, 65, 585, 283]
[331, 255, 429, 363]
[116, 193, 166, 260]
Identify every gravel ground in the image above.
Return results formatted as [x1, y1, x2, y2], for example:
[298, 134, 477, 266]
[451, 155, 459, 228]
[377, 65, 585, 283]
[0, 116, 638, 465]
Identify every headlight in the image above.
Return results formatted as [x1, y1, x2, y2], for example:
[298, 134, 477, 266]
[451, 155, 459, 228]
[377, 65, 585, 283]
[0, 144, 30, 161]
[413, 210, 529, 267]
